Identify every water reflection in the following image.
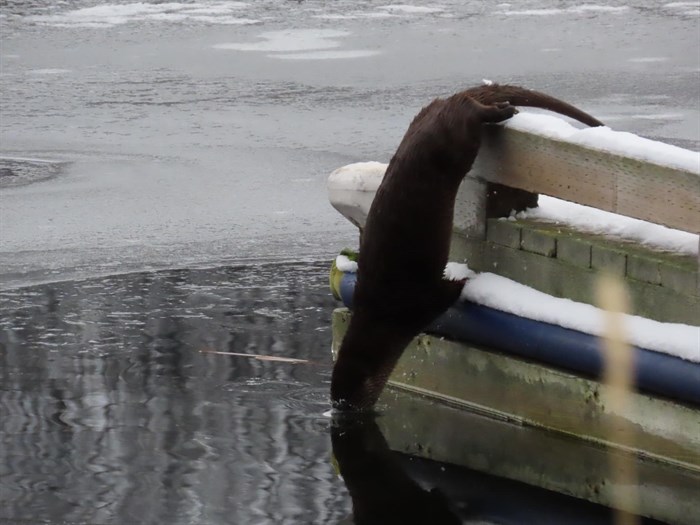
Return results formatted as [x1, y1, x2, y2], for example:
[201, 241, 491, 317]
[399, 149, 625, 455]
[0, 262, 349, 524]
[331, 413, 462, 525]
[0, 263, 676, 524]
[331, 400, 670, 525]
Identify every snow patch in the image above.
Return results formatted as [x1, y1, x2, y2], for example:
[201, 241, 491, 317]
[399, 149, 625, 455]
[515, 196, 698, 256]
[444, 262, 475, 281]
[461, 273, 700, 362]
[335, 254, 358, 273]
[328, 162, 386, 192]
[504, 112, 700, 173]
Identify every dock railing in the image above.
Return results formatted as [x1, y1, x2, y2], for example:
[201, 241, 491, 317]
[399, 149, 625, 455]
[449, 123, 700, 325]
[467, 124, 700, 234]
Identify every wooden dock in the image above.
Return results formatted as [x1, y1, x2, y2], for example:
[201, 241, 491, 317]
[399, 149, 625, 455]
[329, 121, 700, 523]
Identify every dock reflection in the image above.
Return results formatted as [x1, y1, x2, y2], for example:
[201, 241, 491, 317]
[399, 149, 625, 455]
[331, 390, 671, 525]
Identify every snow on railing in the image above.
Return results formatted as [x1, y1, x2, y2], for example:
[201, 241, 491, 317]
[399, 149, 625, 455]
[472, 113, 700, 235]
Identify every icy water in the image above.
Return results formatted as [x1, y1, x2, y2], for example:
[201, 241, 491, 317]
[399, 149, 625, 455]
[0, 263, 347, 524]
[1, 0, 699, 523]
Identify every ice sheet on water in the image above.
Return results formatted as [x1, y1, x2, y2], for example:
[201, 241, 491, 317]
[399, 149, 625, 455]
[498, 5, 629, 16]
[312, 2, 447, 21]
[663, 2, 700, 16]
[313, 13, 398, 20]
[214, 29, 349, 53]
[26, 0, 449, 28]
[376, 5, 445, 14]
[26, 68, 72, 75]
[628, 57, 669, 63]
[29, 1, 258, 27]
[270, 50, 380, 61]
[215, 29, 379, 61]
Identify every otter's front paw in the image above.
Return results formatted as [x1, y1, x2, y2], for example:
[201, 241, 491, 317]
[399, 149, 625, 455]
[483, 102, 518, 123]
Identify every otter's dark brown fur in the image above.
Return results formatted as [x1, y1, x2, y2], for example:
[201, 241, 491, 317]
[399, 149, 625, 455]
[331, 84, 603, 410]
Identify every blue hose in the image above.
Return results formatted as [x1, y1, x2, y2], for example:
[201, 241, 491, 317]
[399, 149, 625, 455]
[336, 271, 700, 406]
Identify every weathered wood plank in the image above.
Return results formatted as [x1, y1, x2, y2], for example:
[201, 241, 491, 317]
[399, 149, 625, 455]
[472, 126, 700, 234]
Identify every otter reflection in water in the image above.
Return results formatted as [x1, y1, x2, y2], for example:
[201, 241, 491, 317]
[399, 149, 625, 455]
[331, 413, 462, 525]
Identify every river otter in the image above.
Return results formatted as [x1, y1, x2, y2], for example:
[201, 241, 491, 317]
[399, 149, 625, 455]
[331, 84, 603, 411]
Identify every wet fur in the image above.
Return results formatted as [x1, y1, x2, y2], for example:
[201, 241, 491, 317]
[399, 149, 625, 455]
[331, 84, 602, 410]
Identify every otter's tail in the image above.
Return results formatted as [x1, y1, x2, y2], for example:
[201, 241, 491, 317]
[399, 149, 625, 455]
[460, 83, 604, 127]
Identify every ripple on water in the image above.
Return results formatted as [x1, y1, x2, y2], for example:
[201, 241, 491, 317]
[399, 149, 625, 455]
[225, 379, 331, 411]
[0, 263, 347, 523]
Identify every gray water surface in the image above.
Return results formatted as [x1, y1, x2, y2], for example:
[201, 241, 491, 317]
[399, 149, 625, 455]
[1, 263, 347, 524]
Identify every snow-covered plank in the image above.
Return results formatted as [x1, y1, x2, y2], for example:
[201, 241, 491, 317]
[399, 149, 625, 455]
[473, 119, 700, 234]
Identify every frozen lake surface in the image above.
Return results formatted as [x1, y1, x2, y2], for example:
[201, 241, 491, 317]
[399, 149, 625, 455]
[1, 0, 699, 286]
[0, 1, 698, 523]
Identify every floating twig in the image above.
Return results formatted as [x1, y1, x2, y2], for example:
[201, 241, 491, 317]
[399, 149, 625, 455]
[199, 349, 311, 364]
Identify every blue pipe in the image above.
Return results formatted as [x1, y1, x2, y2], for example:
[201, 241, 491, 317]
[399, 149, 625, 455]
[337, 272, 700, 406]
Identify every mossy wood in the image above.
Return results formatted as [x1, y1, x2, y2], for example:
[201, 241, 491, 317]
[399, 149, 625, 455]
[376, 388, 700, 525]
